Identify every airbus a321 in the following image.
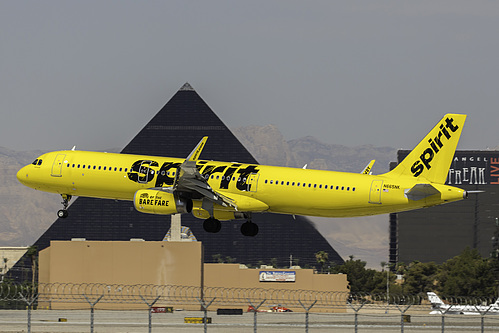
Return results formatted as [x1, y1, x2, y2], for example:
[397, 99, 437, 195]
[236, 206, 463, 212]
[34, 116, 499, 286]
[17, 114, 468, 237]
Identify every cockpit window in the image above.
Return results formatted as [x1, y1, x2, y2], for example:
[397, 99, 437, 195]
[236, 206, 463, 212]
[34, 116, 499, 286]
[37, 159, 42, 166]
[32, 159, 38, 165]
[32, 159, 43, 166]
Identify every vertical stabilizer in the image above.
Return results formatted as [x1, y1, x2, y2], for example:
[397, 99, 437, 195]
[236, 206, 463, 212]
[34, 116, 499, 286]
[386, 114, 466, 183]
[427, 292, 445, 306]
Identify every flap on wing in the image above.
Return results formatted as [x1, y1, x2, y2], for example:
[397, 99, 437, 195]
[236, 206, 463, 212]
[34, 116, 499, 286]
[216, 190, 269, 212]
[405, 184, 440, 201]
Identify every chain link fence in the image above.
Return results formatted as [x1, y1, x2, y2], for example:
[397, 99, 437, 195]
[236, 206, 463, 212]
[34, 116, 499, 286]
[1, 282, 499, 332]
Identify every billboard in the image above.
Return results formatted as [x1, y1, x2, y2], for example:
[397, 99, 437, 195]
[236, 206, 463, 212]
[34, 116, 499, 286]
[398, 150, 499, 185]
[259, 271, 296, 282]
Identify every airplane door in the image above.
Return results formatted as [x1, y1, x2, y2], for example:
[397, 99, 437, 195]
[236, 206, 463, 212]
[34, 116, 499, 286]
[247, 173, 259, 192]
[51, 154, 66, 177]
[369, 180, 383, 204]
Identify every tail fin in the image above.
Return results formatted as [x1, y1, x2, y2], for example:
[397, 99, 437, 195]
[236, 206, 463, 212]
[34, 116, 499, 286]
[386, 114, 466, 183]
[427, 292, 445, 306]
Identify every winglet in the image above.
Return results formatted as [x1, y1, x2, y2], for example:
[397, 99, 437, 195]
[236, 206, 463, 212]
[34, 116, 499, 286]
[361, 160, 375, 175]
[186, 136, 208, 162]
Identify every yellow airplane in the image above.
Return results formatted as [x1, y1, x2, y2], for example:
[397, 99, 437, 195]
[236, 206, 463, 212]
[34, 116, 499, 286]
[17, 114, 468, 237]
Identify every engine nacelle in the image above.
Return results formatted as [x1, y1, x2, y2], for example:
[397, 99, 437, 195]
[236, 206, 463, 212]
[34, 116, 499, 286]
[134, 189, 192, 215]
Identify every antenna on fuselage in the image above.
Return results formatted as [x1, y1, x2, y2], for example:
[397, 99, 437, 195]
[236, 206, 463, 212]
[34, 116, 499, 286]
[71, 146, 76, 151]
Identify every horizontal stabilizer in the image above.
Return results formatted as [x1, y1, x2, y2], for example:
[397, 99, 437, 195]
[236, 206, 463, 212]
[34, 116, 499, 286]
[405, 184, 440, 201]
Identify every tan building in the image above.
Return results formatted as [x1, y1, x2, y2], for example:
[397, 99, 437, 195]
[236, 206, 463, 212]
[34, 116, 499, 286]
[39, 240, 348, 312]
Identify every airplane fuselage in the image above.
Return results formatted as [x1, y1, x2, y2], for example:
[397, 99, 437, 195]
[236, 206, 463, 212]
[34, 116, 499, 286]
[18, 149, 466, 219]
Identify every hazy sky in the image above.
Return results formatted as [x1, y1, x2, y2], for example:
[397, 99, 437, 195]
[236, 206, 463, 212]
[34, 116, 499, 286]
[2, 1, 499, 152]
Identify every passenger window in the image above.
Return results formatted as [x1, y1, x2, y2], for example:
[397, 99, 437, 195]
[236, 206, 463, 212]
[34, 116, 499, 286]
[104, 167, 106, 170]
[99, 166, 101, 170]
[297, 182, 300, 186]
[341, 186, 344, 190]
[347, 187, 350, 191]
[353, 187, 356, 191]
[77, 164, 80, 168]
[270, 180, 273, 184]
[292, 182, 295, 186]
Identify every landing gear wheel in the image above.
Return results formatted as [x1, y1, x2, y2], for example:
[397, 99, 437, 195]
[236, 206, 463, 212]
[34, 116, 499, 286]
[57, 209, 69, 219]
[241, 221, 259, 237]
[58, 194, 72, 218]
[203, 218, 221, 233]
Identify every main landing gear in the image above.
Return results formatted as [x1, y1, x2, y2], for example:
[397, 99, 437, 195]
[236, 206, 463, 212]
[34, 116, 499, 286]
[57, 194, 72, 219]
[202, 216, 259, 237]
[203, 217, 221, 233]
[240, 221, 258, 237]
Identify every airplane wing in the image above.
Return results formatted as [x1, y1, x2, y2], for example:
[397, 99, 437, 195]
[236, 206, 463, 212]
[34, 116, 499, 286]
[150, 137, 268, 214]
[173, 136, 238, 210]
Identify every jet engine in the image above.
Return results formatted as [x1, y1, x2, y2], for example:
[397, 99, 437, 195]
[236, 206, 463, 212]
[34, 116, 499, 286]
[134, 189, 192, 215]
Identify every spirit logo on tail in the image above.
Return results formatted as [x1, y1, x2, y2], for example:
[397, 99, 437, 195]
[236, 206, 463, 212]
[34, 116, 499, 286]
[17, 114, 468, 237]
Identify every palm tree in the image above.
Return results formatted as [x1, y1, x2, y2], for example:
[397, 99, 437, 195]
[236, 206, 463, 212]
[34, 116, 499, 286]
[315, 251, 329, 273]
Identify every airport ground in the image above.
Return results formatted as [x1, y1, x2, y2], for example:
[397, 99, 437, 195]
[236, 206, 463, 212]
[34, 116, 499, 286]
[1, 309, 499, 332]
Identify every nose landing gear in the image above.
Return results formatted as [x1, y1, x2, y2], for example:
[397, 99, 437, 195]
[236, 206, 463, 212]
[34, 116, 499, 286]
[57, 194, 72, 219]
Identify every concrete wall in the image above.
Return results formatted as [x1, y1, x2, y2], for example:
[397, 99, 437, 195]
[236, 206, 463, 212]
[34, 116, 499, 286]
[39, 240, 348, 312]
[40, 240, 202, 286]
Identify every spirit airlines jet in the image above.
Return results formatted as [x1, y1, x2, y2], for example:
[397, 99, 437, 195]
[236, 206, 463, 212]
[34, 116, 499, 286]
[17, 114, 468, 237]
[428, 292, 499, 315]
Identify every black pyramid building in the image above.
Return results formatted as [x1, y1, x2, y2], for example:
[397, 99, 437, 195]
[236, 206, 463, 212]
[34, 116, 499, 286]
[14, 83, 343, 280]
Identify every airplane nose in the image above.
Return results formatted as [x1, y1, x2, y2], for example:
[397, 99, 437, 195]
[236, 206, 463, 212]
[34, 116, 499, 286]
[17, 166, 29, 185]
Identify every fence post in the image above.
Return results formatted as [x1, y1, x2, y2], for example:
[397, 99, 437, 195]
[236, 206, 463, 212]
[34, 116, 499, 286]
[474, 304, 493, 333]
[247, 298, 266, 333]
[196, 296, 216, 333]
[19, 293, 39, 333]
[83, 294, 104, 333]
[347, 298, 366, 333]
[298, 299, 317, 333]
[395, 304, 412, 333]
[140, 295, 161, 333]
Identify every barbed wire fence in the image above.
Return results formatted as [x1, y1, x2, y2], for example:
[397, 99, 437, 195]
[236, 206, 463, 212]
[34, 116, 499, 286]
[1, 282, 499, 332]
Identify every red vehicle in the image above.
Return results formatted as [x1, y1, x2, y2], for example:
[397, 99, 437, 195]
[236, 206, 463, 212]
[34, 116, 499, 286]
[247, 305, 292, 312]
